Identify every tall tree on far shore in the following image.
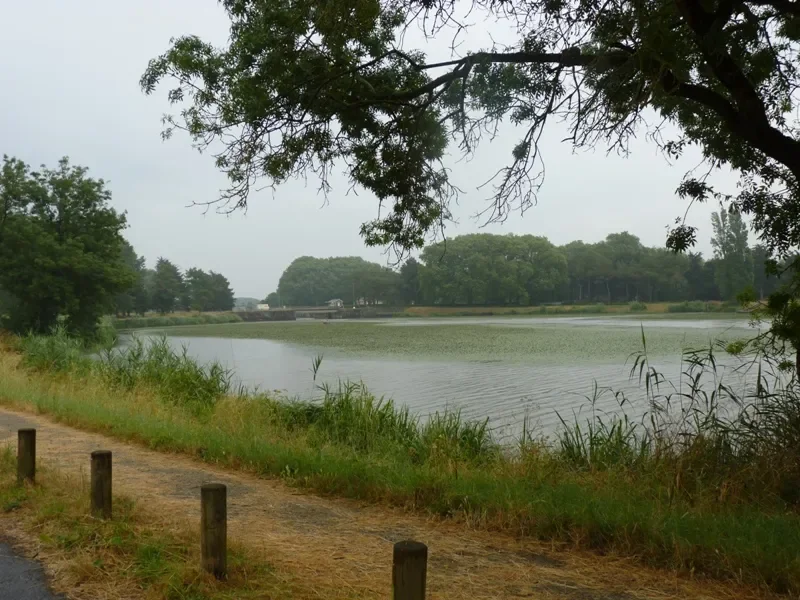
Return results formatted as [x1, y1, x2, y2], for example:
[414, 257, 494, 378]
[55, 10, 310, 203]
[752, 244, 782, 300]
[151, 258, 183, 314]
[115, 240, 147, 317]
[209, 272, 235, 311]
[185, 268, 213, 311]
[400, 257, 422, 305]
[685, 252, 721, 301]
[711, 209, 753, 300]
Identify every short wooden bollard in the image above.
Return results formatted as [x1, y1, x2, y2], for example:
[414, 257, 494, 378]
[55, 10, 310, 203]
[90, 451, 112, 519]
[201, 483, 227, 579]
[393, 540, 427, 600]
[17, 429, 35, 485]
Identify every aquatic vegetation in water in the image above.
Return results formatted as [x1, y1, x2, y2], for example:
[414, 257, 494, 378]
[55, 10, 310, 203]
[151, 320, 747, 363]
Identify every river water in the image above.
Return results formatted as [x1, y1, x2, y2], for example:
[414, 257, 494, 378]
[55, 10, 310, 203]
[145, 317, 760, 440]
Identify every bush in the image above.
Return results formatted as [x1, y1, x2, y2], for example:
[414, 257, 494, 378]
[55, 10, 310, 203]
[667, 300, 708, 313]
[629, 301, 648, 312]
[707, 301, 740, 313]
[19, 327, 89, 373]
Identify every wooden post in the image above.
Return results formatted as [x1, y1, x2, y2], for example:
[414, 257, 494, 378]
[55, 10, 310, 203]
[201, 483, 227, 579]
[393, 540, 427, 600]
[90, 451, 112, 519]
[17, 429, 35, 485]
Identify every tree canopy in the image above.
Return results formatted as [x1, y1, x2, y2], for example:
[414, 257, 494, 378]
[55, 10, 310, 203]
[276, 256, 401, 306]
[266, 222, 782, 307]
[143, 0, 800, 257]
[711, 208, 754, 299]
[0, 156, 131, 336]
[139, 258, 236, 315]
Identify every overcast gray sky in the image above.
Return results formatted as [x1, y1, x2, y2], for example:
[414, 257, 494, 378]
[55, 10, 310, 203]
[0, 0, 735, 298]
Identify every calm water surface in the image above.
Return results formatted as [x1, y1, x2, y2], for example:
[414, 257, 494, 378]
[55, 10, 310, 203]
[144, 317, 759, 439]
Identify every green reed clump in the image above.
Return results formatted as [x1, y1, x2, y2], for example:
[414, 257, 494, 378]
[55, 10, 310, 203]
[267, 380, 497, 465]
[557, 406, 651, 471]
[421, 411, 495, 463]
[628, 301, 648, 312]
[305, 381, 418, 452]
[97, 336, 232, 410]
[19, 326, 90, 373]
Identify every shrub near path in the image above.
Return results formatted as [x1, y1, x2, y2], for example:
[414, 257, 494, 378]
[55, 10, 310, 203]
[0, 409, 771, 600]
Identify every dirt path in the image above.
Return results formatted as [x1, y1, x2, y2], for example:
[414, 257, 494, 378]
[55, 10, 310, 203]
[0, 408, 762, 600]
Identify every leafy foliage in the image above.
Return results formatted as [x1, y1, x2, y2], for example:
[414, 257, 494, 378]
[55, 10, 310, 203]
[268, 224, 782, 307]
[114, 240, 149, 317]
[274, 256, 402, 306]
[151, 258, 184, 314]
[184, 268, 236, 312]
[420, 233, 568, 304]
[416, 230, 740, 305]
[710, 208, 754, 300]
[142, 0, 800, 260]
[0, 156, 131, 336]
[112, 251, 237, 316]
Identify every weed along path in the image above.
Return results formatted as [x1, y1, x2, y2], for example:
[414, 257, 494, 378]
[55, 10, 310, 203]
[0, 408, 769, 600]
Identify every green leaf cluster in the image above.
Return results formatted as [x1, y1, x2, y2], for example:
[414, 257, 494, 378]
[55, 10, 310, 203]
[0, 156, 131, 337]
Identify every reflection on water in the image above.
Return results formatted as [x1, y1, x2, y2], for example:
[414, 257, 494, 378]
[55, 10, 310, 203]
[138, 316, 758, 440]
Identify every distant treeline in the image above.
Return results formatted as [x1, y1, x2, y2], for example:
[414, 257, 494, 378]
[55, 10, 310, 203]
[116, 242, 235, 316]
[265, 212, 781, 307]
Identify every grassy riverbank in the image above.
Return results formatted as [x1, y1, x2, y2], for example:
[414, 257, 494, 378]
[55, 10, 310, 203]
[0, 449, 300, 600]
[401, 300, 742, 317]
[1, 332, 799, 592]
[113, 312, 242, 330]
